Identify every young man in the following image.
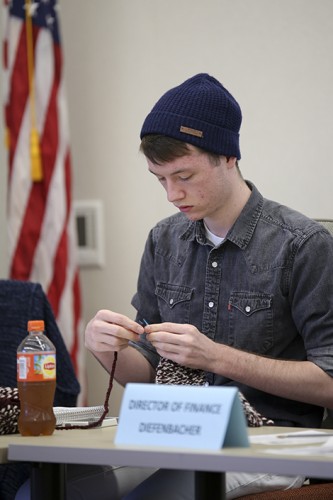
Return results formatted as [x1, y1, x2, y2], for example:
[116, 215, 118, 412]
[85, 74, 333, 498]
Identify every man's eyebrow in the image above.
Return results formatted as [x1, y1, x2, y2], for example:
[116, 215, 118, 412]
[148, 168, 188, 176]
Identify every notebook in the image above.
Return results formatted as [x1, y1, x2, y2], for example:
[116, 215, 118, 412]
[54, 405, 118, 427]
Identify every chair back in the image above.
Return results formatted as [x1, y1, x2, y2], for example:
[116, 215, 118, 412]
[0, 279, 81, 499]
[316, 219, 333, 234]
[0, 279, 80, 406]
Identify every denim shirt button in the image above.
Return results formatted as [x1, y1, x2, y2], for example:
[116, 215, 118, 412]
[212, 261, 218, 268]
[169, 299, 174, 305]
[208, 301, 214, 308]
[245, 305, 251, 313]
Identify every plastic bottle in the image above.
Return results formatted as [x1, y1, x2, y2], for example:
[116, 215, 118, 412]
[17, 320, 56, 436]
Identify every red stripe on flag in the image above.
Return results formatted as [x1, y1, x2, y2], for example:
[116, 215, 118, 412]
[10, 182, 46, 279]
[47, 227, 68, 316]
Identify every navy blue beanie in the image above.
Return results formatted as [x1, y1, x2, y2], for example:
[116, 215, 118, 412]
[140, 73, 242, 159]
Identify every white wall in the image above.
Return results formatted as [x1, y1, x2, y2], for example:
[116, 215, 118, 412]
[1, 0, 333, 414]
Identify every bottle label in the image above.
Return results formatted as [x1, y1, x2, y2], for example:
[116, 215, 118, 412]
[17, 352, 56, 382]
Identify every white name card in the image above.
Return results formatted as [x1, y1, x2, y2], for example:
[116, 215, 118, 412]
[115, 384, 249, 450]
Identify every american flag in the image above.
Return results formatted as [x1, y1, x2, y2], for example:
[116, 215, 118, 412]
[3, 0, 85, 403]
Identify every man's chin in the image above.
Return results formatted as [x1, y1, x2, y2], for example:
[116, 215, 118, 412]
[183, 213, 201, 221]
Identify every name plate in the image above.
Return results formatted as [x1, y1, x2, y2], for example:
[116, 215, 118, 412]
[115, 384, 249, 450]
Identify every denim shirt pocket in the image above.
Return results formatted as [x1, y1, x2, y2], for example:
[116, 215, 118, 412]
[155, 282, 193, 323]
[228, 291, 273, 354]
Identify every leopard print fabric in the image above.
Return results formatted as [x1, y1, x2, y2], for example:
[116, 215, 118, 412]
[156, 357, 207, 386]
[0, 387, 20, 435]
[155, 357, 274, 427]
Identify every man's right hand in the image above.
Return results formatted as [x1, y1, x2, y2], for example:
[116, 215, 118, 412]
[85, 309, 144, 353]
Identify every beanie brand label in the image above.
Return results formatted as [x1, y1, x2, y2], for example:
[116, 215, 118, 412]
[180, 126, 203, 138]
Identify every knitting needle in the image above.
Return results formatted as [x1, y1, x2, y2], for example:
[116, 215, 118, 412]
[277, 433, 333, 439]
[137, 318, 149, 340]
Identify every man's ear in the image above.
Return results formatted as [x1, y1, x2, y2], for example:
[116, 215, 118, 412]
[225, 156, 237, 169]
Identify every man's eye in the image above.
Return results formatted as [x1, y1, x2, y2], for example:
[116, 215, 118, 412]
[179, 175, 191, 181]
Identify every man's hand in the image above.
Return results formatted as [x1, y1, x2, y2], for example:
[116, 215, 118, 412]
[144, 322, 215, 370]
[85, 309, 144, 353]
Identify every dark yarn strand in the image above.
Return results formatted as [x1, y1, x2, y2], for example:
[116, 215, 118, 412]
[57, 351, 118, 430]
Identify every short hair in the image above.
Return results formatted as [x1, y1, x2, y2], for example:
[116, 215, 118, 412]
[140, 135, 222, 166]
[140, 134, 239, 170]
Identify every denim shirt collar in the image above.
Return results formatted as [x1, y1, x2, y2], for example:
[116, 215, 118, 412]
[180, 181, 263, 250]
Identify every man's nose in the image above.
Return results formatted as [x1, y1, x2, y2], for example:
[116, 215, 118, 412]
[166, 182, 184, 203]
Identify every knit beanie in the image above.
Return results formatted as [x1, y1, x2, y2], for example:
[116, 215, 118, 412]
[140, 73, 242, 159]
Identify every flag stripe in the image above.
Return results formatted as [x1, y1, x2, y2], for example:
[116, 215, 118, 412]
[47, 148, 71, 317]
[6, 24, 29, 177]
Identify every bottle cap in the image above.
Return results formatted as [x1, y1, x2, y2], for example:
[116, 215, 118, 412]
[27, 320, 45, 332]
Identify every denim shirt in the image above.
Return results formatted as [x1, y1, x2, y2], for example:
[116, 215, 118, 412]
[131, 182, 333, 427]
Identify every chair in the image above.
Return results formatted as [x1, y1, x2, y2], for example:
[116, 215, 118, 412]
[239, 219, 333, 499]
[0, 279, 80, 500]
[316, 219, 333, 235]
